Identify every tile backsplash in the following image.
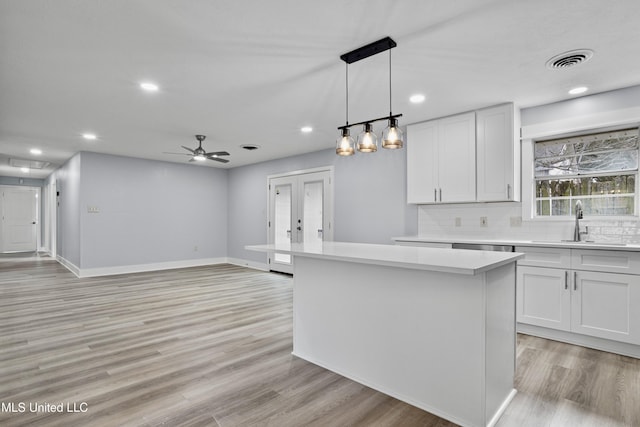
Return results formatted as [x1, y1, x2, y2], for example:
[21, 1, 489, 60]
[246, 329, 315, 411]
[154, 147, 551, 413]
[418, 203, 640, 244]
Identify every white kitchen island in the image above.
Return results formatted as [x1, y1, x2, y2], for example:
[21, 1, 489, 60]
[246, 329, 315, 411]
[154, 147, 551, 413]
[246, 241, 523, 427]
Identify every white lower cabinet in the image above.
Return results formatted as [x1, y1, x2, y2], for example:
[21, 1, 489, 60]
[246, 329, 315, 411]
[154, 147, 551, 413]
[517, 266, 570, 331]
[516, 247, 640, 347]
[572, 270, 640, 344]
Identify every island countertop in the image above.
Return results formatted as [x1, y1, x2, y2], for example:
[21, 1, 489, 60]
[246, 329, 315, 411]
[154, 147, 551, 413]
[246, 241, 522, 275]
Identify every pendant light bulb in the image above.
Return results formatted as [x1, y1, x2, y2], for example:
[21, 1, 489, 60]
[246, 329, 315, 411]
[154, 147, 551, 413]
[357, 123, 378, 153]
[382, 117, 404, 149]
[336, 128, 355, 156]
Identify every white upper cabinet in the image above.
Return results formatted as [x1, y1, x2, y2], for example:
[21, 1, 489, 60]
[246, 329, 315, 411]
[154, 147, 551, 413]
[407, 103, 520, 204]
[476, 103, 520, 202]
[407, 120, 439, 203]
[407, 112, 476, 204]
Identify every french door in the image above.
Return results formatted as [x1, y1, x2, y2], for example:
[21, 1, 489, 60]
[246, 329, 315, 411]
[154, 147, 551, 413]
[268, 169, 333, 274]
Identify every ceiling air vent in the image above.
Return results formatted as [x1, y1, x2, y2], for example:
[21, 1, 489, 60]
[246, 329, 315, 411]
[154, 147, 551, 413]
[241, 144, 260, 151]
[546, 49, 594, 69]
[9, 158, 50, 169]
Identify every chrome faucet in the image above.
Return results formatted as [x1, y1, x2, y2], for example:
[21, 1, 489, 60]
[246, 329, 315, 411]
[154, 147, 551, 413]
[574, 200, 586, 241]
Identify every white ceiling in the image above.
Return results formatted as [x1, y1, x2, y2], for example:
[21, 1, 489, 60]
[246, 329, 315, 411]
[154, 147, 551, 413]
[2, 0, 640, 179]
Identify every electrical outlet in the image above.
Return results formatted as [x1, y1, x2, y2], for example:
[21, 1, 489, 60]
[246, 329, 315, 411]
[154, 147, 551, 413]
[455, 217, 462, 227]
[193, 246, 199, 252]
[480, 216, 488, 227]
[87, 206, 99, 213]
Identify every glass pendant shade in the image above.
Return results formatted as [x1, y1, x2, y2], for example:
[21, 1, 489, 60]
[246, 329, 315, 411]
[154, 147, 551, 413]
[336, 128, 355, 156]
[382, 117, 404, 149]
[357, 123, 378, 153]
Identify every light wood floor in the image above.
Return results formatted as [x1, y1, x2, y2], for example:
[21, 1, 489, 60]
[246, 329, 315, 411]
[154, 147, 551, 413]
[1, 256, 639, 426]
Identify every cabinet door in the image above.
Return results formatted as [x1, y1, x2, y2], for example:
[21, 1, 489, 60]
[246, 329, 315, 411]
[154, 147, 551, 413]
[407, 120, 439, 203]
[476, 104, 517, 202]
[437, 112, 476, 202]
[516, 266, 570, 331]
[572, 271, 640, 344]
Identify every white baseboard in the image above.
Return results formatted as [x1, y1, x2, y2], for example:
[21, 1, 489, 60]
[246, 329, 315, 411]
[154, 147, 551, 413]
[57, 255, 81, 277]
[55, 256, 270, 278]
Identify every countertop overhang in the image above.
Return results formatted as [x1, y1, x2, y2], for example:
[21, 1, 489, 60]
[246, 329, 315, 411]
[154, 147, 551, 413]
[246, 241, 522, 275]
[393, 236, 640, 251]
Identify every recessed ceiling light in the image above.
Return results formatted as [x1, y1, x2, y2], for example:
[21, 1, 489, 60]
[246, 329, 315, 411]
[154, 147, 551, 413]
[82, 133, 97, 140]
[140, 82, 159, 92]
[301, 126, 313, 133]
[409, 94, 426, 104]
[30, 148, 42, 155]
[21, 167, 29, 173]
[568, 86, 588, 95]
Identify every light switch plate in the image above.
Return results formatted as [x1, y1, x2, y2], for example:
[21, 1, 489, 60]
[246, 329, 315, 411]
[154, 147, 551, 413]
[480, 216, 488, 227]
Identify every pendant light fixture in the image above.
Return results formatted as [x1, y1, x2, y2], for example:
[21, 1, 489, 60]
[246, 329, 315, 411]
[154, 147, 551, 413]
[336, 62, 355, 156]
[336, 37, 403, 156]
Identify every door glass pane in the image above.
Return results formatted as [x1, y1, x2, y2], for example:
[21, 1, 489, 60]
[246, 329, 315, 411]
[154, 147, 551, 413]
[274, 184, 291, 264]
[303, 181, 323, 246]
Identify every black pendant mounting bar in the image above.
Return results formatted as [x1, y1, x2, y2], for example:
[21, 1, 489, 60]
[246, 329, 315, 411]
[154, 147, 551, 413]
[337, 113, 403, 131]
[340, 37, 397, 64]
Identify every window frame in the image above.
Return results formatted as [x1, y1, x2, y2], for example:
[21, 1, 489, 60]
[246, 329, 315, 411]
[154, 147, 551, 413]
[522, 120, 640, 222]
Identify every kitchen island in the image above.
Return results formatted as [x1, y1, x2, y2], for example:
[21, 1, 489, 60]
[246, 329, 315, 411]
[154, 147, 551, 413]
[246, 242, 523, 427]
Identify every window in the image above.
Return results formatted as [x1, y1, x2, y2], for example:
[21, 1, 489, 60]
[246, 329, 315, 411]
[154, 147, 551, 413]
[534, 128, 638, 217]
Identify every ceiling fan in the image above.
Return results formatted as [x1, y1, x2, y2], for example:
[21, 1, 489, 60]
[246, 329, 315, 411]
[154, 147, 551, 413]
[164, 135, 230, 163]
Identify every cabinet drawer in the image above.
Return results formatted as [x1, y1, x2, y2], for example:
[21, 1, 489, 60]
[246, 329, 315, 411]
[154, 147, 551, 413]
[515, 246, 571, 268]
[571, 250, 640, 275]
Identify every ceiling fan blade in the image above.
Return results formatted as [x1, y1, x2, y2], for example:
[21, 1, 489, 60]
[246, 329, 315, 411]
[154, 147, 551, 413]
[209, 156, 229, 163]
[205, 151, 230, 156]
[163, 152, 192, 156]
[181, 145, 196, 154]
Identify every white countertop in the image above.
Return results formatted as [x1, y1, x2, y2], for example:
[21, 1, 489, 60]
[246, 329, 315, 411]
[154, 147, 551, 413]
[246, 241, 522, 275]
[393, 236, 640, 251]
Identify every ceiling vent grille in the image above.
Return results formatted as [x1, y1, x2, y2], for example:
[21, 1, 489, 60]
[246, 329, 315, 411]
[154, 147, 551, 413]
[9, 158, 51, 169]
[241, 144, 260, 151]
[546, 49, 594, 69]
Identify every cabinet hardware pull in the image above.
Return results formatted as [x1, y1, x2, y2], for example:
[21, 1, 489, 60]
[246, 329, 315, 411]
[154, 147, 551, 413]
[434, 188, 437, 202]
[574, 271, 577, 290]
[507, 184, 511, 200]
[565, 271, 568, 290]
[439, 188, 442, 202]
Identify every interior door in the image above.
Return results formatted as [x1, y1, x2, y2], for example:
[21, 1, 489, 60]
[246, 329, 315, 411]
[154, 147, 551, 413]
[1, 186, 39, 253]
[268, 169, 332, 274]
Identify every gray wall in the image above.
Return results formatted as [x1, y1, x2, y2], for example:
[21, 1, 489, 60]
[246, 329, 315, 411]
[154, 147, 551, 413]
[0, 176, 45, 187]
[52, 153, 82, 266]
[521, 84, 640, 126]
[77, 152, 228, 269]
[49, 152, 227, 270]
[227, 146, 417, 264]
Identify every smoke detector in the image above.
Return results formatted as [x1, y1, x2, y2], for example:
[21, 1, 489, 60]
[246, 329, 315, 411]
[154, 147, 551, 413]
[546, 49, 594, 69]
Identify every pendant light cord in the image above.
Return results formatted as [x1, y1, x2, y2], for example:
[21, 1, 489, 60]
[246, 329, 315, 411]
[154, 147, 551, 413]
[388, 48, 392, 116]
[345, 62, 349, 126]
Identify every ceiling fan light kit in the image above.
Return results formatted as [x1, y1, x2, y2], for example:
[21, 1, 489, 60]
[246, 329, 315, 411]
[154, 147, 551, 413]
[336, 36, 404, 156]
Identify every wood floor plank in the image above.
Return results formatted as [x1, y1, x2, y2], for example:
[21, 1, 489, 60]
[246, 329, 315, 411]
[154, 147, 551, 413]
[1, 256, 639, 426]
